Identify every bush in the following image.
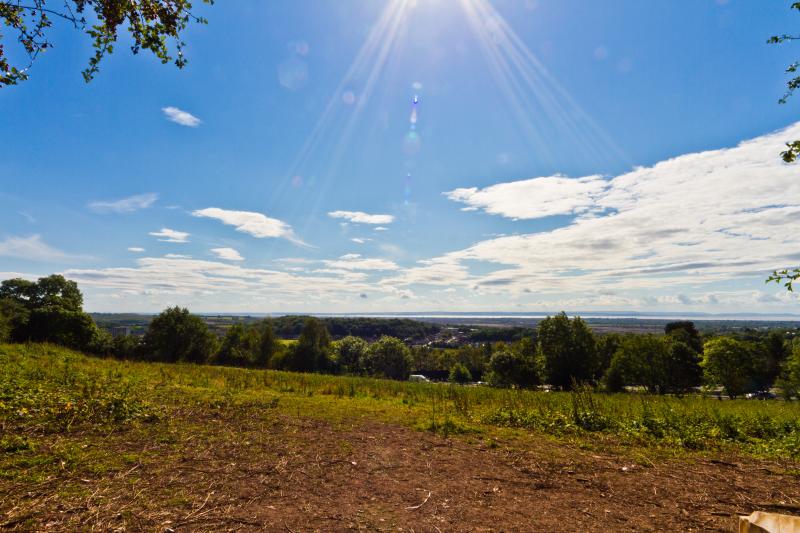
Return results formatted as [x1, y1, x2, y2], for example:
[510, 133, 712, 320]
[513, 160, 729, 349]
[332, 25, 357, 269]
[142, 307, 218, 364]
[486, 349, 540, 388]
[365, 336, 412, 380]
[449, 362, 472, 384]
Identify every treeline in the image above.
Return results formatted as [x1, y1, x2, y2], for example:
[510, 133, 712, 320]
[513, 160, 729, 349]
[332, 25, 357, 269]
[269, 315, 440, 342]
[100, 308, 416, 380]
[2, 276, 800, 397]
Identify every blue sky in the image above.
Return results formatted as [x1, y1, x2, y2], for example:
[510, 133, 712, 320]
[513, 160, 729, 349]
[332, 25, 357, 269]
[1, 0, 800, 313]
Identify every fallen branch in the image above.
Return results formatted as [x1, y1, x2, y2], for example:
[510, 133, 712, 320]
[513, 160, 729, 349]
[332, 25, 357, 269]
[406, 490, 432, 511]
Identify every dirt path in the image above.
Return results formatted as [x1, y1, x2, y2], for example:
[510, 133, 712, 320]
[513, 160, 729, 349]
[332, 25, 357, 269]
[3, 406, 799, 531]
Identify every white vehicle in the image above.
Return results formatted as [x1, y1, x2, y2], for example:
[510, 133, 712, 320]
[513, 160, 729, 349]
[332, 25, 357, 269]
[409, 374, 430, 383]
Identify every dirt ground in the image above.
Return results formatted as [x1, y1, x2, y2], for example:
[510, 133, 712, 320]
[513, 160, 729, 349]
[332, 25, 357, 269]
[2, 405, 799, 532]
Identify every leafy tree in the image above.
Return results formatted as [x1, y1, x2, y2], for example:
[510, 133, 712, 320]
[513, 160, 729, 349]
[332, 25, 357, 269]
[777, 340, 800, 398]
[283, 317, 331, 372]
[664, 339, 703, 393]
[0, 0, 212, 87]
[0, 297, 28, 342]
[537, 312, 597, 390]
[701, 337, 761, 398]
[486, 349, 540, 388]
[449, 362, 472, 384]
[215, 324, 260, 367]
[24, 307, 99, 349]
[142, 306, 217, 364]
[768, 2, 800, 163]
[762, 330, 790, 386]
[603, 334, 701, 394]
[0, 275, 104, 352]
[595, 333, 622, 381]
[0, 274, 82, 311]
[665, 321, 703, 353]
[112, 334, 141, 359]
[254, 319, 277, 368]
[333, 335, 368, 375]
[365, 336, 412, 380]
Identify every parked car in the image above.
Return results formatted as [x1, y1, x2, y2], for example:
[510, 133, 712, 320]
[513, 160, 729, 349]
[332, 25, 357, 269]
[745, 390, 776, 400]
[409, 374, 430, 383]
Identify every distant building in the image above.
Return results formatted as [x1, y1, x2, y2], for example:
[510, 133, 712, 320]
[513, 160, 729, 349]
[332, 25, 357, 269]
[110, 326, 131, 338]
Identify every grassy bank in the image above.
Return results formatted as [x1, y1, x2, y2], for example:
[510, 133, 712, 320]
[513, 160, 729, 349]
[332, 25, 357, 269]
[2, 343, 799, 466]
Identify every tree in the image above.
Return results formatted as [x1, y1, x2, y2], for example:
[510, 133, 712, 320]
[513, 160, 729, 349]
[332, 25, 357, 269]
[333, 335, 368, 375]
[777, 340, 800, 399]
[0, 274, 104, 352]
[603, 334, 701, 394]
[701, 337, 761, 398]
[365, 336, 412, 380]
[142, 306, 217, 364]
[665, 321, 703, 354]
[595, 333, 622, 381]
[283, 317, 331, 373]
[449, 362, 472, 384]
[761, 330, 790, 387]
[112, 334, 141, 359]
[215, 324, 260, 367]
[0, 274, 82, 311]
[0, 0, 212, 87]
[254, 320, 277, 368]
[486, 349, 540, 388]
[768, 2, 800, 163]
[537, 312, 597, 390]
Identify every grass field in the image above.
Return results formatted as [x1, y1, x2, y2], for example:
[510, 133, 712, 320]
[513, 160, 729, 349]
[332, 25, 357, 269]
[2, 343, 800, 530]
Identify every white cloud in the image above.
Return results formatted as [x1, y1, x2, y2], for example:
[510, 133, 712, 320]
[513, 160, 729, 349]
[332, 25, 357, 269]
[162, 106, 201, 127]
[60, 256, 410, 312]
[323, 253, 399, 271]
[192, 207, 304, 245]
[210, 247, 244, 261]
[374, 226, 388, 232]
[0, 235, 77, 263]
[89, 193, 158, 214]
[164, 254, 192, 259]
[444, 175, 608, 220]
[351, 238, 371, 244]
[127, 247, 145, 253]
[328, 210, 395, 225]
[385, 122, 800, 306]
[149, 228, 190, 243]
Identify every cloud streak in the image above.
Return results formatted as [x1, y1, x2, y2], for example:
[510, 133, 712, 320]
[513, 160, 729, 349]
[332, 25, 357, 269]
[210, 247, 244, 261]
[0, 235, 81, 263]
[192, 207, 305, 245]
[162, 106, 201, 127]
[149, 228, 190, 243]
[328, 210, 395, 225]
[89, 193, 158, 214]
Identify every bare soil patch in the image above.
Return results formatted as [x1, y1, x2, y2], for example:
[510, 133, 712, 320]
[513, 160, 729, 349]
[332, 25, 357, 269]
[2, 406, 798, 531]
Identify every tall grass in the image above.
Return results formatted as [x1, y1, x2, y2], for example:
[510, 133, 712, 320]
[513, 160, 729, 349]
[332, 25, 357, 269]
[2, 343, 799, 459]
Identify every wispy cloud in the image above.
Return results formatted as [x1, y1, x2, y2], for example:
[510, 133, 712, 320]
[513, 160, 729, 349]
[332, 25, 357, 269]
[328, 210, 395, 225]
[192, 207, 305, 245]
[0, 235, 79, 263]
[162, 106, 201, 127]
[351, 237, 371, 244]
[210, 247, 244, 261]
[127, 247, 145, 253]
[149, 228, 190, 243]
[386, 122, 800, 303]
[445, 175, 608, 220]
[323, 253, 399, 271]
[374, 226, 388, 232]
[89, 193, 158, 214]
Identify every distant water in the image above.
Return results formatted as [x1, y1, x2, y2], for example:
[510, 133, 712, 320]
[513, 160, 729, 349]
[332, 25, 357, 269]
[305, 312, 800, 322]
